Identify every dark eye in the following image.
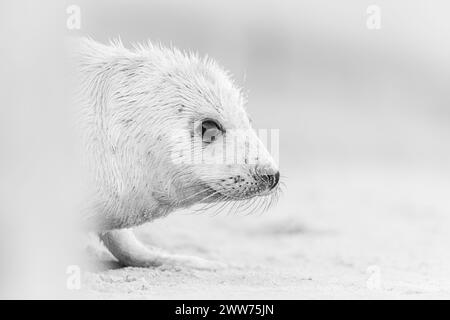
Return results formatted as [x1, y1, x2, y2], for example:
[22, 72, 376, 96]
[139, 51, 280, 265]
[201, 120, 222, 143]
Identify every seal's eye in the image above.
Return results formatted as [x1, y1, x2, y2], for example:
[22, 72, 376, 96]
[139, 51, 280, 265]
[201, 120, 222, 143]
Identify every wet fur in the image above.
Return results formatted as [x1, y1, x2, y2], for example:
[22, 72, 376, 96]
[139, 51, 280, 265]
[75, 38, 280, 268]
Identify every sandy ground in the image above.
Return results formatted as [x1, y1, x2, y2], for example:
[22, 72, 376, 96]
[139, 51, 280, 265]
[82, 165, 450, 299]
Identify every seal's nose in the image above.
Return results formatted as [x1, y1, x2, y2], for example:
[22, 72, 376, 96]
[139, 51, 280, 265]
[260, 171, 280, 190]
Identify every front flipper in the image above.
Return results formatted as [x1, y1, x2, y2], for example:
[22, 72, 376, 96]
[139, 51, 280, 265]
[100, 229, 225, 270]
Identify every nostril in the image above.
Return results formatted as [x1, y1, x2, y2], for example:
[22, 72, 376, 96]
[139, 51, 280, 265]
[260, 171, 280, 190]
[273, 171, 280, 186]
[271, 171, 280, 190]
[255, 166, 280, 191]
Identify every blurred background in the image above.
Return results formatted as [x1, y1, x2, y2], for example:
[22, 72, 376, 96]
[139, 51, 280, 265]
[75, 0, 450, 170]
[1, 0, 449, 298]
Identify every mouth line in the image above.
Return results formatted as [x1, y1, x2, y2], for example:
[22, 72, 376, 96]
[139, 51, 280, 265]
[213, 186, 278, 201]
[197, 181, 280, 203]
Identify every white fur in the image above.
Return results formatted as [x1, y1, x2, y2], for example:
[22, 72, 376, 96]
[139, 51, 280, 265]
[76, 37, 278, 231]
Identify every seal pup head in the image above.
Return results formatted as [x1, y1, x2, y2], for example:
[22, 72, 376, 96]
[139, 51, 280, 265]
[78, 38, 280, 219]
[151, 50, 281, 212]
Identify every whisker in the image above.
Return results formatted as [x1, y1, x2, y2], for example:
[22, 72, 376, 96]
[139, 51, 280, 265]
[177, 188, 211, 205]
[226, 199, 241, 216]
[192, 190, 224, 212]
[244, 196, 259, 216]
[238, 197, 256, 215]
[211, 197, 233, 216]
